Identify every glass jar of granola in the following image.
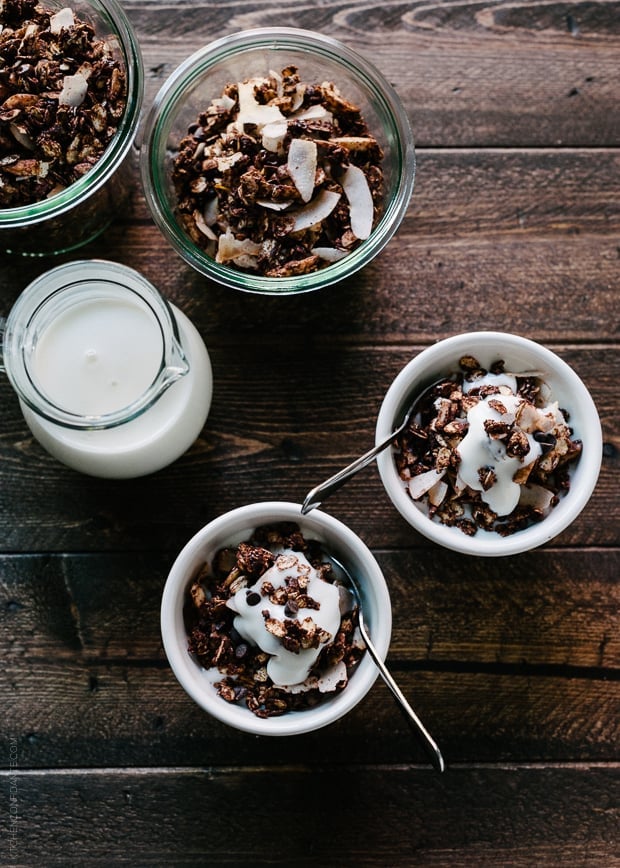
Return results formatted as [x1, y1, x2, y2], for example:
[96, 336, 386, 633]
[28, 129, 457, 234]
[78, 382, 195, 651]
[0, 0, 143, 256]
[140, 28, 415, 295]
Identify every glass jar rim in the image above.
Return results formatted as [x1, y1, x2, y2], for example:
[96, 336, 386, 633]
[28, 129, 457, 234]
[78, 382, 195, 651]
[0, 0, 144, 229]
[140, 27, 415, 295]
[1, 260, 188, 430]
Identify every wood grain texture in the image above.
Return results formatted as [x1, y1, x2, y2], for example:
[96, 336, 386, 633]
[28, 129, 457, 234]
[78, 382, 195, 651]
[0, 1, 618, 863]
[2, 766, 619, 865]
[0, 343, 616, 552]
[1, 551, 617, 766]
[121, 0, 620, 147]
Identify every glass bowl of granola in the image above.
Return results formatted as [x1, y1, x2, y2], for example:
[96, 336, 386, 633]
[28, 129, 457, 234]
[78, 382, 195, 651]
[0, 0, 143, 256]
[160, 502, 392, 735]
[376, 332, 603, 557]
[140, 28, 415, 294]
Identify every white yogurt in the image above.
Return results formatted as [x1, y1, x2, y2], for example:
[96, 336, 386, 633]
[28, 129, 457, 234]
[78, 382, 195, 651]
[457, 393, 541, 516]
[20, 304, 212, 479]
[227, 550, 341, 687]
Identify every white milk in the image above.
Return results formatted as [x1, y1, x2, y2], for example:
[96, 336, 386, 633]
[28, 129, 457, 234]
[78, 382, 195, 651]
[20, 303, 212, 479]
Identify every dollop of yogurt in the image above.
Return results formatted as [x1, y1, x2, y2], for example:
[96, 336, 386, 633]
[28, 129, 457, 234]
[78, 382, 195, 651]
[457, 392, 541, 516]
[226, 550, 341, 687]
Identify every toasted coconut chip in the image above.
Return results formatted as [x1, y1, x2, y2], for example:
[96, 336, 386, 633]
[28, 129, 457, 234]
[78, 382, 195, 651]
[428, 478, 449, 507]
[58, 73, 89, 107]
[236, 79, 286, 130]
[408, 467, 446, 501]
[518, 483, 555, 512]
[261, 120, 288, 153]
[341, 163, 374, 240]
[287, 138, 317, 203]
[193, 208, 217, 241]
[317, 660, 348, 693]
[256, 198, 292, 211]
[9, 123, 34, 151]
[311, 246, 349, 262]
[50, 7, 74, 33]
[293, 104, 333, 122]
[216, 229, 261, 263]
[203, 196, 219, 226]
[214, 94, 236, 112]
[331, 136, 378, 152]
[290, 189, 340, 233]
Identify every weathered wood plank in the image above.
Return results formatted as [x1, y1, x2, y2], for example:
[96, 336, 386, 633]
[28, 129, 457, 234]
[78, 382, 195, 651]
[0, 548, 617, 766]
[1, 551, 618, 668]
[120, 0, 620, 147]
[0, 343, 616, 552]
[0, 662, 618, 765]
[2, 765, 618, 865]
[1, 148, 618, 341]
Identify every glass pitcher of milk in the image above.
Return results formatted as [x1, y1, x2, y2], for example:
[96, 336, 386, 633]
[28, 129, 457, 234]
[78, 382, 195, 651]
[0, 260, 212, 478]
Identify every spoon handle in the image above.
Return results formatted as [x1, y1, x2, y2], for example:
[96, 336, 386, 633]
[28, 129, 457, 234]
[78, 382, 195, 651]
[301, 428, 399, 514]
[359, 619, 445, 773]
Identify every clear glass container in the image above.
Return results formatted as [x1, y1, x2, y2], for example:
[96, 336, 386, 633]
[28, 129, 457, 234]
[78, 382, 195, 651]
[140, 28, 415, 295]
[0, 0, 144, 256]
[0, 260, 213, 478]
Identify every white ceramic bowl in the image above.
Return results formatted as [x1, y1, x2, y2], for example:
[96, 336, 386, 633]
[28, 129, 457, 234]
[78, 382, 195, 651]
[161, 502, 392, 735]
[376, 332, 603, 557]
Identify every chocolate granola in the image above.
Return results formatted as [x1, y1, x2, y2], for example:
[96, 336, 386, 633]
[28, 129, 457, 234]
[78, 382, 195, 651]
[171, 66, 384, 277]
[394, 356, 583, 536]
[185, 522, 365, 718]
[0, 0, 127, 207]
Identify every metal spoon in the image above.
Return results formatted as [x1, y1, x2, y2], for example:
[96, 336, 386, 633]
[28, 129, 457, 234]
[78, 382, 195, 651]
[301, 376, 451, 515]
[329, 555, 445, 773]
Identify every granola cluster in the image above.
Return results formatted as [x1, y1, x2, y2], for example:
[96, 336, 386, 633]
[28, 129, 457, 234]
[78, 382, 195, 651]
[0, 0, 127, 207]
[171, 66, 384, 277]
[185, 522, 365, 718]
[394, 356, 583, 536]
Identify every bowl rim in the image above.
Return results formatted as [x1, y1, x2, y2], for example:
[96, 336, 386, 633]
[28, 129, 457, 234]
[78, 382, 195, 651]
[160, 501, 392, 735]
[375, 331, 603, 557]
[140, 27, 415, 295]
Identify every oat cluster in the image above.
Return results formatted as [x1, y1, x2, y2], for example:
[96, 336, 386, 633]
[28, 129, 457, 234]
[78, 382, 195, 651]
[185, 522, 365, 718]
[172, 66, 384, 277]
[0, 0, 127, 207]
[394, 356, 583, 536]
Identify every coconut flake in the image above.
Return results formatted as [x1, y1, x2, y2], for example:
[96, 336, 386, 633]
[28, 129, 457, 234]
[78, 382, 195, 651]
[256, 199, 292, 212]
[290, 189, 340, 233]
[261, 120, 288, 153]
[203, 196, 219, 227]
[236, 79, 286, 130]
[311, 246, 349, 262]
[428, 478, 448, 507]
[50, 7, 74, 33]
[9, 123, 34, 151]
[216, 229, 261, 264]
[287, 138, 317, 203]
[341, 163, 374, 240]
[58, 72, 89, 107]
[408, 467, 446, 501]
[193, 209, 217, 241]
[518, 484, 555, 512]
[293, 104, 333, 123]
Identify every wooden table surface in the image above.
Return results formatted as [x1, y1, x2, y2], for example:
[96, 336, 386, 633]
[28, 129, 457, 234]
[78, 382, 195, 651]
[1, 1, 619, 865]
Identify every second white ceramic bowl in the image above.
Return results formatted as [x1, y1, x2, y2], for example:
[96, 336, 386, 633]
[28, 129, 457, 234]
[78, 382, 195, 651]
[160, 502, 392, 735]
[376, 332, 602, 557]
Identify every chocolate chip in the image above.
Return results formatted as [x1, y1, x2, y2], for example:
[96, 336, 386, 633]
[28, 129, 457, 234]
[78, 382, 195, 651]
[246, 591, 261, 606]
[284, 599, 299, 618]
